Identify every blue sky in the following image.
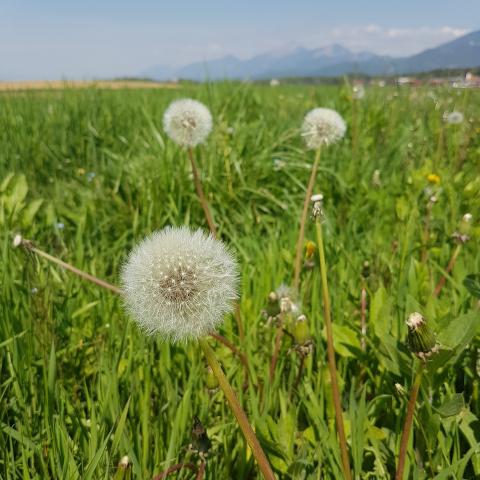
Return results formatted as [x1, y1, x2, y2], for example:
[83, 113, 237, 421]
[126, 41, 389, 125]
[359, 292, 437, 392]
[1, 0, 478, 80]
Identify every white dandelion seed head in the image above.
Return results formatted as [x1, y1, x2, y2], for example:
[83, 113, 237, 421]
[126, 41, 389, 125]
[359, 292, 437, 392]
[121, 226, 238, 342]
[163, 98, 213, 147]
[443, 111, 464, 125]
[301, 108, 346, 149]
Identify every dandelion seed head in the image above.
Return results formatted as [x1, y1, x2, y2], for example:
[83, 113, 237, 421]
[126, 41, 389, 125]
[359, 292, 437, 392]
[121, 226, 238, 342]
[443, 111, 464, 125]
[163, 99, 213, 147]
[301, 108, 346, 149]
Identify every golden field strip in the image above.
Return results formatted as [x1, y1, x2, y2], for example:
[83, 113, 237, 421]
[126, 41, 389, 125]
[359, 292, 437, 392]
[0, 80, 178, 91]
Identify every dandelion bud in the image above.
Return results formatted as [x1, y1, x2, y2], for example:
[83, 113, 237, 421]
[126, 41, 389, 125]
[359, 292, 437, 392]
[301, 108, 346, 149]
[406, 312, 439, 360]
[12, 234, 23, 248]
[459, 213, 473, 236]
[163, 99, 213, 147]
[121, 227, 238, 342]
[113, 456, 131, 480]
[362, 261, 370, 279]
[395, 383, 407, 396]
[118, 456, 130, 469]
[205, 366, 219, 391]
[311, 193, 324, 220]
[293, 315, 312, 345]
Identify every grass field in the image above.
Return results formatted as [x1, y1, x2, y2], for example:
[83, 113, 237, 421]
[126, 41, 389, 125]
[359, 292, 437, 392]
[1, 82, 479, 479]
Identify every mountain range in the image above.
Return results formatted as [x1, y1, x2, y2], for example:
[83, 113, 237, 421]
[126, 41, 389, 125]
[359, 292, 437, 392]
[144, 29, 480, 80]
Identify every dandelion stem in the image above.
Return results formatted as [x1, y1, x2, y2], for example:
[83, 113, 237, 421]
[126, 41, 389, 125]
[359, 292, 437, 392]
[21, 239, 121, 294]
[395, 363, 424, 480]
[293, 148, 321, 291]
[188, 147, 218, 238]
[360, 284, 367, 351]
[187, 149, 245, 342]
[433, 244, 462, 297]
[198, 338, 276, 480]
[314, 218, 352, 480]
[269, 324, 285, 382]
[152, 462, 197, 480]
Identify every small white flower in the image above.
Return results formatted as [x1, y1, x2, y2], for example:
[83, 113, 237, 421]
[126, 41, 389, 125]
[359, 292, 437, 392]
[163, 99, 213, 147]
[301, 108, 346, 149]
[121, 226, 238, 342]
[463, 213, 473, 223]
[443, 111, 464, 125]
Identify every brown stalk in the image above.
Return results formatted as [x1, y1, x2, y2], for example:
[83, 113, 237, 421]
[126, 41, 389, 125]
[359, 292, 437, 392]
[152, 462, 196, 480]
[187, 147, 217, 238]
[293, 148, 321, 291]
[395, 364, 424, 480]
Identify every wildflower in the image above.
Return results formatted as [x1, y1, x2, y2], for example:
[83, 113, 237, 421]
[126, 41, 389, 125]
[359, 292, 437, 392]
[55, 222, 65, 230]
[86, 172, 96, 182]
[406, 312, 439, 360]
[443, 111, 464, 125]
[305, 240, 316, 259]
[121, 226, 238, 342]
[117, 456, 130, 469]
[163, 99, 213, 147]
[301, 108, 346, 149]
[427, 173, 440, 184]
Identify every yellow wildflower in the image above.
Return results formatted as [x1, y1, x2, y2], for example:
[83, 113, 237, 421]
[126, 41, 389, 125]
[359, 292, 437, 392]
[427, 173, 440, 184]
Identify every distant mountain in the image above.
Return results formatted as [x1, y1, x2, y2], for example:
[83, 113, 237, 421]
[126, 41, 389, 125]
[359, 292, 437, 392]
[143, 29, 480, 80]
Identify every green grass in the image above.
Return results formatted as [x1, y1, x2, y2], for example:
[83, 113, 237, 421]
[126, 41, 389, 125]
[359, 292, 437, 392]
[1, 82, 479, 479]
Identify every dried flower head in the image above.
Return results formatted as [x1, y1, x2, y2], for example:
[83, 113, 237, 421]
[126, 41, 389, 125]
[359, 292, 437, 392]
[443, 111, 464, 125]
[301, 108, 346, 149]
[121, 227, 238, 342]
[163, 99, 213, 147]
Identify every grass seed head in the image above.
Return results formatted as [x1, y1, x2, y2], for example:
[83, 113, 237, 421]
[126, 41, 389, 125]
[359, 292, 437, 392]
[163, 98, 213, 147]
[121, 226, 238, 342]
[301, 107, 346, 149]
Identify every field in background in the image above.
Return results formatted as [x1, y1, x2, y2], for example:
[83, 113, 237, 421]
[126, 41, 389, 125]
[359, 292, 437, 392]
[0, 82, 479, 479]
[0, 80, 177, 92]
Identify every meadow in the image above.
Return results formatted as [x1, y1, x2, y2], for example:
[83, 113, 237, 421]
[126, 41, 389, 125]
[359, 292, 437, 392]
[0, 81, 479, 479]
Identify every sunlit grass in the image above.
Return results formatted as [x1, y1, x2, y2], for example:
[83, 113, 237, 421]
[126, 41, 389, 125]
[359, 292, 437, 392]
[1, 82, 479, 479]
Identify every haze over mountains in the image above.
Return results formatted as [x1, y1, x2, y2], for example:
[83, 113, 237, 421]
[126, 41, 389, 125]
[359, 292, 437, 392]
[144, 29, 480, 80]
